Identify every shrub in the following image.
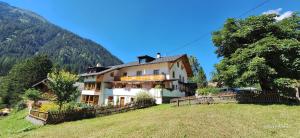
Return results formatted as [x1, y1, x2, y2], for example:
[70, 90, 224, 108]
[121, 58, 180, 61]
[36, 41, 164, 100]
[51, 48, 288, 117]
[39, 102, 59, 112]
[154, 85, 163, 89]
[75, 103, 94, 110]
[135, 91, 155, 106]
[196, 87, 220, 96]
[24, 89, 41, 103]
[14, 100, 27, 111]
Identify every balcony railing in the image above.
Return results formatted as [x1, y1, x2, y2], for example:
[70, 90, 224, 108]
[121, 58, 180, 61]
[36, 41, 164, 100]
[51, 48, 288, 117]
[82, 90, 101, 95]
[120, 74, 166, 82]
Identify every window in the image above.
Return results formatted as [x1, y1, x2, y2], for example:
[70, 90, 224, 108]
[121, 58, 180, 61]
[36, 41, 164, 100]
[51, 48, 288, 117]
[172, 71, 175, 78]
[177, 62, 180, 67]
[108, 96, 113, 104]
[96, 83, 101, 90]
[182, 77, 185, 82]
[123, 72, 127, 76]
[153, 70, 160, 75]
[179, 75, 181, 81]
[140, 58, 146, 64]
[136, 71, 142, 76]
[110, 72, 114, 77]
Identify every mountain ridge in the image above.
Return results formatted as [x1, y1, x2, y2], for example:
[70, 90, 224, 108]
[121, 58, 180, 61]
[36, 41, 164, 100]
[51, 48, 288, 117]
[0, 2, 123, 76]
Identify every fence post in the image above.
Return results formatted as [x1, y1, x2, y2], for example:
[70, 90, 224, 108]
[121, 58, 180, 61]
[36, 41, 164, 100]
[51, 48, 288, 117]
[177, 99, 179, 107]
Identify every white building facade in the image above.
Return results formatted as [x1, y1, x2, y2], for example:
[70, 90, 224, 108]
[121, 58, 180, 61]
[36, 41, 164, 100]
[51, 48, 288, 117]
[80, 54, 193, 106]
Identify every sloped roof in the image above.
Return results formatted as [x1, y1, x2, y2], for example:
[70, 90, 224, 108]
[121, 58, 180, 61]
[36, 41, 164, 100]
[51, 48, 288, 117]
[80, 54, 192, 77]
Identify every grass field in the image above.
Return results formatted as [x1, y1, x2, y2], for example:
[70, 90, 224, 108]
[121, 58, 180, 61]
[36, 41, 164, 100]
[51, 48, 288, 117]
[0, 110, 39, 138]
[1, 104, 300, 138]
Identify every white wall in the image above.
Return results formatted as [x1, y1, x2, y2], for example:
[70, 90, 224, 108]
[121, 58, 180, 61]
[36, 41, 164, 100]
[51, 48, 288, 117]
[118, 62, 169, 77]
[169, 60, 188, 91]
[101, 88, 184, 105]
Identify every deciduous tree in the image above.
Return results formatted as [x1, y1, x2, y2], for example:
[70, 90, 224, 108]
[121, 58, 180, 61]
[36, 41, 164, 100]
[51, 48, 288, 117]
[47, 70, 79, 110]
[212, 13, 300, 93]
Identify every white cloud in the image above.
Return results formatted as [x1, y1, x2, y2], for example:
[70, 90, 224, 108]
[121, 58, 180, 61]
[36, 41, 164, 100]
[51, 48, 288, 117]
[262, 8, 293, 21]
[263, 8, 282, 15]
[275, 11, 293, 21]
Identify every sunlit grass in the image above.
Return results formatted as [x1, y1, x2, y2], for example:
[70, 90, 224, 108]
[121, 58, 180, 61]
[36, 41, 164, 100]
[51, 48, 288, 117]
[3, 104, 300, 138]
[0, 110, 38, 137]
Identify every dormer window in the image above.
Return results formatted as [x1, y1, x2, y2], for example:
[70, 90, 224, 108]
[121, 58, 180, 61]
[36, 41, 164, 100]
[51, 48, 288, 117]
[138, 55, 155, 64]
[140, 58, 146, 64]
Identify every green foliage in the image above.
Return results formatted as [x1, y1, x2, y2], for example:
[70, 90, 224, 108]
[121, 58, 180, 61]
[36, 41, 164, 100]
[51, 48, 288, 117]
[47, 70, 79, 110]
[39, 102, 93, 112]
[14, 101, 27, 111]
[0, 55, 52, 106]
[24, 89, 41, 103]
[188, 56, 207, 87]
[135, 91, 155, 105]
[39, 102, 59, 112]
[0, 2, 122, 76]
[196, 87, 220, 95]
[154, 85, 163, 89]
[212, 13, 300, 92]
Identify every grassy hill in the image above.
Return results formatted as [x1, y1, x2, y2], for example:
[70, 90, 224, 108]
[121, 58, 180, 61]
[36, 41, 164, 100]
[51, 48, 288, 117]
[1, 104, 299, 138]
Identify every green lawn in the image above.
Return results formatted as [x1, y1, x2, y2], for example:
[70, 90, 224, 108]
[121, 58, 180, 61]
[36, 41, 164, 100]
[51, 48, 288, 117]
[2, 104, 300, 138]
[0, 110, 39, 137]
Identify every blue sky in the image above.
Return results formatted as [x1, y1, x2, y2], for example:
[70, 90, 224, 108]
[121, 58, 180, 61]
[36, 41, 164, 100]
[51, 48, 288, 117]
[1, 0, 299, 79]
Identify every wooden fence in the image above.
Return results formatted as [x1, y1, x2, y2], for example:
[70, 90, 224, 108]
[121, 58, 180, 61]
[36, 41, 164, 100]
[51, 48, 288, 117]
[170, 92, 299, 107]
[170, 95, 237, 107]
[29, 110, 48, 121]
[29, 101, 156, 124]
[236, 93, 298, 104]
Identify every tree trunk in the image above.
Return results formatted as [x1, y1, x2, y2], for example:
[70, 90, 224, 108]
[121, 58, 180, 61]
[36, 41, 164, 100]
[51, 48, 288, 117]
[259, 78, 273, 92]
[59, 103, 63, 111]
[295, 87, 300, 101]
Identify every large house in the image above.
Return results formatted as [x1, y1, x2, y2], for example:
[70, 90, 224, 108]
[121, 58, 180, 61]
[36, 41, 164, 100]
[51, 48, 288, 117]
[80, 53, 194, 106]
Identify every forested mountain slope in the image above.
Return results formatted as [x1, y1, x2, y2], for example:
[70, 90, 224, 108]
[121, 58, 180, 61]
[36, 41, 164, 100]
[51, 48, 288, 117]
[0, 2, 122, 76]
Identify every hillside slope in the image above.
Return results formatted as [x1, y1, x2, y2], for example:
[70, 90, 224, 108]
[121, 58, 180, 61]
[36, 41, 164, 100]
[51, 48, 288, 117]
[0, 2, 122, 76]
[5, 104, 300, 138]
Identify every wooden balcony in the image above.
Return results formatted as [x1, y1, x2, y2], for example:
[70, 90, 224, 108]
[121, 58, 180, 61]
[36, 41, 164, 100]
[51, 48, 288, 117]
[120, 75, 166, 82]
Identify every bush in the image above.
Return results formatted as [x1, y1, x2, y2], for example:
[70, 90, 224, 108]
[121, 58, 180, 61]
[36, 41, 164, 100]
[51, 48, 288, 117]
[63, 102, 93, 111]
[24, 89, 41, 102]
[196, 87, 220, 96]
[14, 100, 27, 111]
[135, 91, 156, 106]
[39, 102, 59, 112]
[39, 102, 93, 112]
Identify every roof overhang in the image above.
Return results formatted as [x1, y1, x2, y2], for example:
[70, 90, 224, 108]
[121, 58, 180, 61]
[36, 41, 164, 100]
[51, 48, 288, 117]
[80, 54, 193, 77]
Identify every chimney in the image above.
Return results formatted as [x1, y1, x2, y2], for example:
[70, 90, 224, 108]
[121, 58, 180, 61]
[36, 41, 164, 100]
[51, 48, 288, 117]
[156, 53, 161, 58]
[96, 63, 102, 67]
